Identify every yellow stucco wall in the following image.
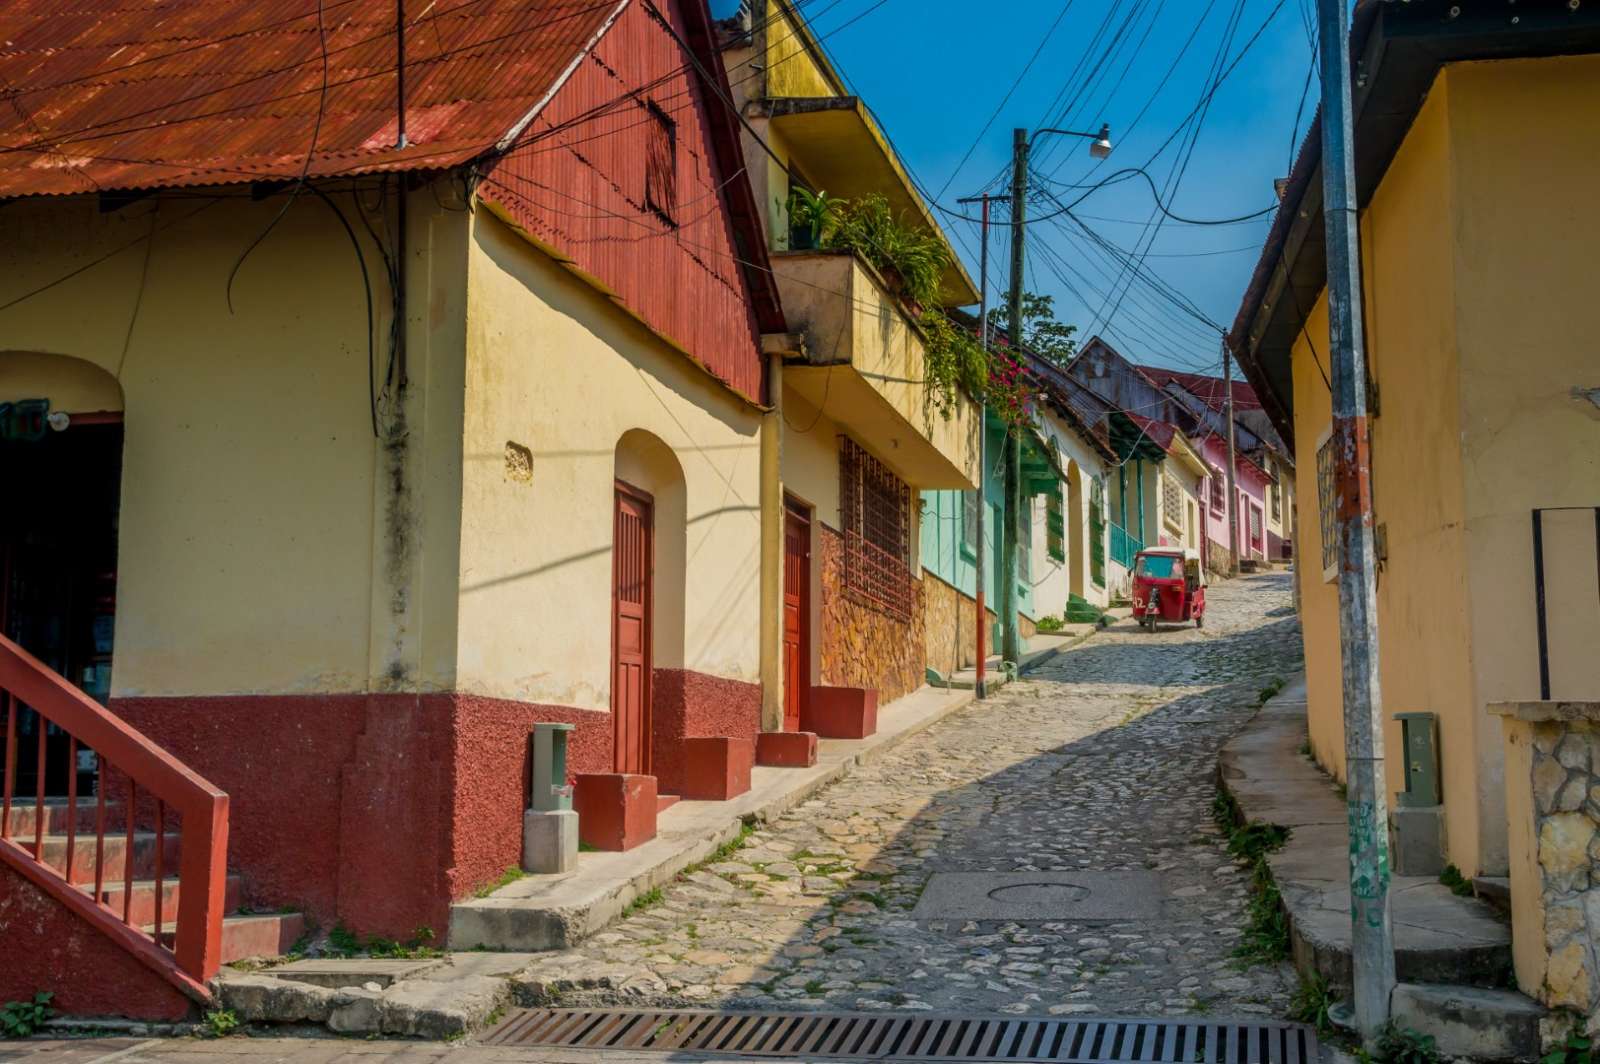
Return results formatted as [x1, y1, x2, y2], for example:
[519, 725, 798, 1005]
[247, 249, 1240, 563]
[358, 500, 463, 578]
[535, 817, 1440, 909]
[0, 190, 466, 696]
[1291, 58, 1600, 875]
[457, 209, 763, 710]
[763, 0, 840, 100]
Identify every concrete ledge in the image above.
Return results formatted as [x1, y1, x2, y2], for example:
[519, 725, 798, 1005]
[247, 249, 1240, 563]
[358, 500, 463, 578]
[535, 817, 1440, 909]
[449, 683, 980, 952]
[1218, 674, 1516, 992]
[1391, 982, 1548, 1061]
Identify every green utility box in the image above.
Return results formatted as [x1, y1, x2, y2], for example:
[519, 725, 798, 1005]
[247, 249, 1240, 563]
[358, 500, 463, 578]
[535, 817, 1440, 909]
[531, 722, 575, 812]
[1396, 711, 1440, 808]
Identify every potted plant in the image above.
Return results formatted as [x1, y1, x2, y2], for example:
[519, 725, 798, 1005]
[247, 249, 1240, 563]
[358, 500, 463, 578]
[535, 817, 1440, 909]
[787, 187, 840, 250]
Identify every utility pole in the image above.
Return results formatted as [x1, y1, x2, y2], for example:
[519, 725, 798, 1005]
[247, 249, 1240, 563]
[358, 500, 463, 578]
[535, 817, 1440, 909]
[1001, 127, 1029, 665]
[957, 191, 1004, 697]
[1000, 123, 1112, 665]
[1222, 342, 1241, 576]
[1316, 0, 1395, 1042]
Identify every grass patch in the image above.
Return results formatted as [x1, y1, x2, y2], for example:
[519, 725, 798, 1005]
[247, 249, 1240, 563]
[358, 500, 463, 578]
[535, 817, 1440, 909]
[803, 979, 825, 996]
[1372, 1022, 1442, 1064]
[1438, 865, 1475, 898]
[1258, 677, 1287, 704]
[1212, 787, 1292, 966]
[1288, 972, 1338, 1036]
[623, 887, 664, 918]
[474, 866, 527, 898]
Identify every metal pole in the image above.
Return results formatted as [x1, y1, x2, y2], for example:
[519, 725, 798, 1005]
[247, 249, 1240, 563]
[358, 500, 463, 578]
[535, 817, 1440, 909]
[1316, 0, 1395, 1041]
[395, 0, 409, 149]
[1002, 127, 1029, 664]
[974, 197, 991, 698]
[1223, 343, 1241, 576]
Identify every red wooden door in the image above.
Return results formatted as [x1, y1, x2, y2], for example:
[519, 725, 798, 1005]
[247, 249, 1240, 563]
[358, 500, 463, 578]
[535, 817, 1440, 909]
[782, 502, 810, 731]
[611, 483, 653, 774]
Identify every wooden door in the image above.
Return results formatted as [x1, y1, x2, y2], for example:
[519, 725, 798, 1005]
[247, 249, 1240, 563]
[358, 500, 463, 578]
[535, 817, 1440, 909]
[611, 482, 653, 774]
[782, 501, 810, 731]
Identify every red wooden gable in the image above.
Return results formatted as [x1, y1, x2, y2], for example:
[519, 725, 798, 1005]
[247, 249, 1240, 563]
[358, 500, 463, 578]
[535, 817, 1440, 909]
[478, 0, 775, 405]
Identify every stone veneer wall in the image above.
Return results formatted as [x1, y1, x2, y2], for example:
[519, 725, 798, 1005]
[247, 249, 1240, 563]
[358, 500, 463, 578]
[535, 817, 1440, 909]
[922, 572, 999, 678]
[1496, 704, 1600, 1030]
[818, 523, 927, 706]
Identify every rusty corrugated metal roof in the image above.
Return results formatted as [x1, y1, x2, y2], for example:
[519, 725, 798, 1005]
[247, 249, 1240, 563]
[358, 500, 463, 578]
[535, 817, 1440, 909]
[0, 0, 623, 197]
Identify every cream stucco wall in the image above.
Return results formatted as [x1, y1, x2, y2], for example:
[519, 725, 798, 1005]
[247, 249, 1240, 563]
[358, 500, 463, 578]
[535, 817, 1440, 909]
[1291, 59, 1600, 875]
[0, 188, 467, 697]
[457, 208, 764, 710]
[1033, 409, 1111, 613]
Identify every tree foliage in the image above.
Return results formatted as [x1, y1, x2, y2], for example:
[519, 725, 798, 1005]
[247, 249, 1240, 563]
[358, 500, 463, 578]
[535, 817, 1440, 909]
[987, 291, 1079, 367]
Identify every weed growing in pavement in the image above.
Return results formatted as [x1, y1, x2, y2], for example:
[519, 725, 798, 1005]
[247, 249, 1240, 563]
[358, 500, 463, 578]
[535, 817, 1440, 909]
[1, 993, 53, 1038]
[474, 866, 527, 898]
[1258, 677, 1287, 704]
[203, 1009, 240, 1039]
[1287, 972, 1338, 1035]
[1212, 786, 1292, 966]
[1438, 865, 1475, 898]
[623, 886, 664, 918]
[1373, 1022, 1442, 1064]
[321, 923, 439, 960]
[1542, 1021, 1594, 1064]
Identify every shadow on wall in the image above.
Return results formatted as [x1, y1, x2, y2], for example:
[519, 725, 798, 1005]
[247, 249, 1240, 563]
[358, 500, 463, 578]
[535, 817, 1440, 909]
[544, 583, 1305, 1016]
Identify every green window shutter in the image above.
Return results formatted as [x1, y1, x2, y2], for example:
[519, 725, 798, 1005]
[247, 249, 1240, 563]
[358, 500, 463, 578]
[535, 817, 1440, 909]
[1046, 491, 1065, 564]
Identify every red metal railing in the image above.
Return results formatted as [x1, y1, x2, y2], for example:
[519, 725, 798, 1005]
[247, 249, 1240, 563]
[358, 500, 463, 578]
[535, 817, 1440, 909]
[0, 634, 228, 989]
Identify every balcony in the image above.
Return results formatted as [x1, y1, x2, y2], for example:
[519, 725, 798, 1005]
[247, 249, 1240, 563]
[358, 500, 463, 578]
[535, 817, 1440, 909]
[774, 249, 979, 490]
[1110, 523, 1144, 569]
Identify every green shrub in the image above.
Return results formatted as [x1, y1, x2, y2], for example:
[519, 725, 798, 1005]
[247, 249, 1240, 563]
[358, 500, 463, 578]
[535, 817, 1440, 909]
[1, 992, 52, 1038]
[1374, 1023, 1441, 1064]
[204, 1009, 240, 1038]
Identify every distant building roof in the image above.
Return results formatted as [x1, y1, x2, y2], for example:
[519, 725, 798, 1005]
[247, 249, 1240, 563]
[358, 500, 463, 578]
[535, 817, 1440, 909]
[0, 0, 625, 196]
[1135, 366, 1262, 413]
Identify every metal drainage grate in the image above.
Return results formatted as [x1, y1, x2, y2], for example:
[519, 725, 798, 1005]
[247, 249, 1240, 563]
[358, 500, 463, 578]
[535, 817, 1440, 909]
[484, 1009, 1319, 1063]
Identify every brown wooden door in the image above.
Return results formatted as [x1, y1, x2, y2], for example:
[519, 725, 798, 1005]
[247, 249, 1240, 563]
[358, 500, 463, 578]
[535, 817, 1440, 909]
[611, 482, 653, 774]
[782, 501, 810, 732]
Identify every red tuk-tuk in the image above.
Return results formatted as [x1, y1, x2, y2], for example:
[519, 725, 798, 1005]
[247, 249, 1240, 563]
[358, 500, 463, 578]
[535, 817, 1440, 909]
[1132, 547, 1206, 630]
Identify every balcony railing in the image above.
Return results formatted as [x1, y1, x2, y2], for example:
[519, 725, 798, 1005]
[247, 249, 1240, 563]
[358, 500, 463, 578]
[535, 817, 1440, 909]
[0, 634, 228, 995]
[1110, 523, 1144, 570]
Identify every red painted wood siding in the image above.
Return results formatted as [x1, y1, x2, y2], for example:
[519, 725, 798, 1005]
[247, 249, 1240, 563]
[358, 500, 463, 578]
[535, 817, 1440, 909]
[479, 0, 766, 404]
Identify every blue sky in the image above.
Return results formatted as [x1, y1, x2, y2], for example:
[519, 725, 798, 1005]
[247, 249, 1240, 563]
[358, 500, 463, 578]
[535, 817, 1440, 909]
[712, 0, 1321, 375]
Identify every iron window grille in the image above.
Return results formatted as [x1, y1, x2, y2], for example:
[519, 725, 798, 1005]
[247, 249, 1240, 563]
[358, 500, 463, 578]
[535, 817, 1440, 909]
[961, 490, 979, 557]
[1089, 478, 1107, 588]
[1270, 478, 1282, 522]
[1162, 475, 1184, 534]
[643, 99, 677, 227]
[1208, 471, 1226, 515]
[1046, 490, 1065, 564]
[1315, 429, 1337, 581]
[839, 437, 913, 619]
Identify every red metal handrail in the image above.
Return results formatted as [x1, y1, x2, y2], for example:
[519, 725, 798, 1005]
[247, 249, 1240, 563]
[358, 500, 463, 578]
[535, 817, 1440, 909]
[0, 634, 228, 988]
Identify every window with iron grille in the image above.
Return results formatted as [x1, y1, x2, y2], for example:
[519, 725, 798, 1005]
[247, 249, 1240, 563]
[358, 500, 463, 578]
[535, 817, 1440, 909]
[1046, 489, 1065, 564]
[961, 490, 979, 557]
[1017, 497, 1031, 585]
[1270, 478, 1283, 522]
[1316, 429, 1337, 580]
[839, 437, 912, 618]
[1089, 477, 1106, 588]
[1162, 474, 1183, 533]
[643, 99, 677, 226]
[1208, 471, 1226, 514]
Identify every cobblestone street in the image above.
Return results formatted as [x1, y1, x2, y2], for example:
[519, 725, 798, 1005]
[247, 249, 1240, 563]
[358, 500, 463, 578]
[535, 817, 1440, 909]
[520, 572, 1306, 1019]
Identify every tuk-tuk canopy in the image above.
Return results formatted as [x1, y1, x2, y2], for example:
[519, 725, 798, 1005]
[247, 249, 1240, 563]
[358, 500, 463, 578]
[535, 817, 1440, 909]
[1133, 547, 1206, 586]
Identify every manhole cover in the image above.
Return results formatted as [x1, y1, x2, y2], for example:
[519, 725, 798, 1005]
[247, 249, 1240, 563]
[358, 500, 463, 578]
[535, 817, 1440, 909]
[987, 882, 1092, 906]
[485, 1008, 1319, 1063]
[911, 872, 1164, 921]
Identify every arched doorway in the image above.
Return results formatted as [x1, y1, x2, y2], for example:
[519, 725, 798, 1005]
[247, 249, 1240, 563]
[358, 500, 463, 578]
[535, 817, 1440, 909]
[1, 352, 125, 797]
[612, 430, 686, 775]
[1066, 461, 1086, 599]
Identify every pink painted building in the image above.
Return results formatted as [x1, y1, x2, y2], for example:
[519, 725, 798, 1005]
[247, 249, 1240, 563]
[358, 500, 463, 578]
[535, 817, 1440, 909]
[1193, 432, 1274, 569]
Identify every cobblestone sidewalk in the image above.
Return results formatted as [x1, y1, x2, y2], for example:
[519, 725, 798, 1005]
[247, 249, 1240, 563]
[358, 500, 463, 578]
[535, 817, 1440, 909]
[518, 573, 1306, 1019]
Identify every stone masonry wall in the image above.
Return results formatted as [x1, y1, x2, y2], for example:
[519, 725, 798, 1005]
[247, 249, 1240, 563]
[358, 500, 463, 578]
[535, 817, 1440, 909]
[922, 572, 999, 679]
[819, 523, 927, 706]
[1524, 717, 1600, 1025]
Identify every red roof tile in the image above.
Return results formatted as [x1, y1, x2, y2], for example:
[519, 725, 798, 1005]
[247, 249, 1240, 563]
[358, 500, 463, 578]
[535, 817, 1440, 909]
[0, 0, 624, 196]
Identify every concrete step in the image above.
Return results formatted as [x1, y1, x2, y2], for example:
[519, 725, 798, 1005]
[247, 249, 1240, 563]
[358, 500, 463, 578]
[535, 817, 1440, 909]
[152, 912, 306, 964]
[29, 830, 182, 885]
[1473, 874, 1512, 917]
[1391, 982, 1547, 1061]
[1220, 680, 1513, 994]
[656, 794, 680, 814]
[82, 873, 243, 928]
[3, 796, 120, 837]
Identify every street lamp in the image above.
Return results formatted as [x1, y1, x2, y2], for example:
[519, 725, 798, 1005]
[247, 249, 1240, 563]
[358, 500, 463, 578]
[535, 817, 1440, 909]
[1033, 122, 1113, 159]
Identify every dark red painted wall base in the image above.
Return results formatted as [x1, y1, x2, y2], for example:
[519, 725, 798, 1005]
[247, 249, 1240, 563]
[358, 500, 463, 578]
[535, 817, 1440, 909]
[108, 676, 743, 940]
[651, 669, 760, 796]
[0, 862, 194, 1021]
